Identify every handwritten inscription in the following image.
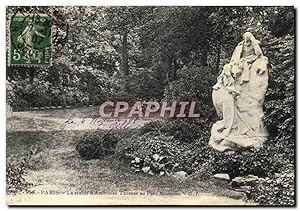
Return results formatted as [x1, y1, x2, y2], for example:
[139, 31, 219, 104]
[64, 114, 140, 130]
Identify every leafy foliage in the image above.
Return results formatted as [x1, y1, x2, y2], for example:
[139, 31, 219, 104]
[209, 145, 282, 178]
[140, 119, 202, 143]
[248, 167, 295, 206]
[130, 154, 179, 176]
[263, 34, 295, 165]
[6, 149, 36, 194]
[75, 131, 121, 160]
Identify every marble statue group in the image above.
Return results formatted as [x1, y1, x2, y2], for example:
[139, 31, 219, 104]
[209, 32, 269, 152]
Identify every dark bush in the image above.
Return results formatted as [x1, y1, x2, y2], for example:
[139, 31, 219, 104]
[6, 149, 35, 194]
[140, 119, 203, 144]
[6, 163, 33, 194]
[139, 120, 165, 136]
[7, 64, 113, 109]
[117, 132, 193, 172]
[161, 119, 202, 144]
[248, 167, 295, 206]
[187, 138, 284, 179]
[263, 34, 295, 166]
[210, 146, 282, 178]
[122, 133, 181, 159]
[75, 131, 121, 160]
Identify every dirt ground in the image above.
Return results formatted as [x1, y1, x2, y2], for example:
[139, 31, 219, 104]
[6, 107, 252, 205]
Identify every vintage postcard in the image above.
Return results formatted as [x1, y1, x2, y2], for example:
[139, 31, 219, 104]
[6, 6, 295, 206]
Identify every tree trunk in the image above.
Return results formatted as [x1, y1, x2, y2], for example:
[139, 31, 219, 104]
[121, 29, 129, 75]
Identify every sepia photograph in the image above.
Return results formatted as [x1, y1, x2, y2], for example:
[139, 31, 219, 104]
[5, 5, 295, 206]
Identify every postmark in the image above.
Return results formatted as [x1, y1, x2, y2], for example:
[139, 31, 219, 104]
[9, 13, 52, 66]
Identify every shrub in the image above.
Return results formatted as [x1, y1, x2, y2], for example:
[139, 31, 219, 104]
[122, 67, 168, 100]
[187, 138, 283, 179]
[6, 149, 36, 194]
[130, 154, 179, 176]
[210, 145, 282, 178]
[7, 64, 113, 109]
[118, 119, 215, 174]
[165, 65, 214, 100]
[139, 120, 165, 136]
[248, 166, 295, 206]
[164, 64, 216, 121]
[124, 133, 181, 159]
[140, 119, 203, 144]
[118, 132, 191, 172]
[161, 119, 202, 144]
[75, 131, 121, 160]
[263, 34, 295, 166]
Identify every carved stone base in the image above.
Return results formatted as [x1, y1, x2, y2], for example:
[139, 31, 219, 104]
[209, 122, 267, 152]
[209, 136, 267, 152]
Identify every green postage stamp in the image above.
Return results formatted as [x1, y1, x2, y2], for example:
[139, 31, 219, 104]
[9, 14, 52, 66]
